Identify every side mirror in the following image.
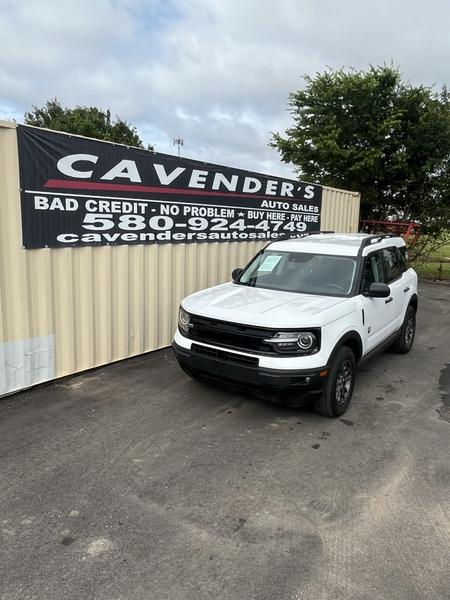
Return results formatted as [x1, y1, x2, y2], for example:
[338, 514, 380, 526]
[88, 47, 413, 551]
[232, 268, 243, 282]
[364, 282, 390, 298]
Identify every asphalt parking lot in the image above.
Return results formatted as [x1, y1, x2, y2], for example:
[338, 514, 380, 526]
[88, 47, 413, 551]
[1, 281, 449, 600]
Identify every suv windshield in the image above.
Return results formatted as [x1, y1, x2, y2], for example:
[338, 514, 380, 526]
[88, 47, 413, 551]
[238, 251, 357, 296]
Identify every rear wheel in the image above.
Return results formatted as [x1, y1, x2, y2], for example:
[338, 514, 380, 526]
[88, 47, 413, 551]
[392, 305, 416, 354]
[314, 346, 356, 417]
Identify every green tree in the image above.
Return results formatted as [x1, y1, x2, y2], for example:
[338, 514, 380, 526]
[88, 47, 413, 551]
[24, 98, 148, 148]
[271, 66, 450, 234]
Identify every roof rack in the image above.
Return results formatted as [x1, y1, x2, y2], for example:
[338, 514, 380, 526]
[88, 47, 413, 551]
[357, 233, 398, 255]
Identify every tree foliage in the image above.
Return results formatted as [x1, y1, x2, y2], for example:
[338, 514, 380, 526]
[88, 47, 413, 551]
[271, 66, 450, 234]
[24, 98, 146, 148]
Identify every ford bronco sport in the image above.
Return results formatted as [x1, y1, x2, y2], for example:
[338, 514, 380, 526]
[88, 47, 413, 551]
[173, 233, 418, 417]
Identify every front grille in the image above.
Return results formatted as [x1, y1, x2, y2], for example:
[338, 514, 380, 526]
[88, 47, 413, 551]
[191, 344, 259, 366]
[187, 315, 278, 355]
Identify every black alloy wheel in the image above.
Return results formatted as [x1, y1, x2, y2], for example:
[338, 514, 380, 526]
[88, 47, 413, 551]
[315, 346, 356, 417]
[392, 305, 416, 354]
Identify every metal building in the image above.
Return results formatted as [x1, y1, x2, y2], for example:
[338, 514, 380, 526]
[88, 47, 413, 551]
[0, 120, 360, 395]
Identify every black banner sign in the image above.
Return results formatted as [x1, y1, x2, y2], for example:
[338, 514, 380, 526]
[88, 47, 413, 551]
[17, 125, 322, 248]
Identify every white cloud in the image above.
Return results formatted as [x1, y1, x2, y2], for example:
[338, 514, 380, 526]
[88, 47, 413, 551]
[1, 0, 449, 178]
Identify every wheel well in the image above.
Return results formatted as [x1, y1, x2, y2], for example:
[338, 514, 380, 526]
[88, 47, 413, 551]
[330, 332, 363, 364]
[409, 294, 418, 313]
[342, 337, 363, 363]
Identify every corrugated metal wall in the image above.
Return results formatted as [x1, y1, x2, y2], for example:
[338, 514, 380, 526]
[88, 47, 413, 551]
[0, 120, 360, 395]
[321, 186, 360, 232]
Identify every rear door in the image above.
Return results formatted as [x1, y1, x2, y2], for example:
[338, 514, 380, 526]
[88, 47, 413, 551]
[381, 246, 407, 332]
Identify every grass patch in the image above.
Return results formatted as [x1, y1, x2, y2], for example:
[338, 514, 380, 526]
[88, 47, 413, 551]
[414, 261, 450, 281]
[432, 241, 450, 261]
[410, 235, 450, 281]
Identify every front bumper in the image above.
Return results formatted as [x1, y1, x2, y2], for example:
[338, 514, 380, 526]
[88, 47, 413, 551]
[172, 340, 328, 395]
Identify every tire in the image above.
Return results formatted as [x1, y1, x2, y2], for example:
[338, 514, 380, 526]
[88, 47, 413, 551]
[392, 305, 416, 354]
[314, 346, 356, 417]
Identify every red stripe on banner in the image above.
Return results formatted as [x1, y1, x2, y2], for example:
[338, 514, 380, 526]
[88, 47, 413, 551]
[42, 179, 291, 201]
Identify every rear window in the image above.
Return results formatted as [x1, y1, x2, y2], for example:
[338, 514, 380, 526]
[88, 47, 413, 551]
[382, 247, 404, 282]
[398, 246, 409, 271]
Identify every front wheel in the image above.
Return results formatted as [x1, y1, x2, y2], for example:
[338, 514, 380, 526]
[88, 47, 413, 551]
[392, 305, 416, 354]
[314, 346, 356, 417]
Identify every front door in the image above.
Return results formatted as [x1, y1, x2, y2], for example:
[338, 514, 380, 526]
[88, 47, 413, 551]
[360, 250, 393, 352]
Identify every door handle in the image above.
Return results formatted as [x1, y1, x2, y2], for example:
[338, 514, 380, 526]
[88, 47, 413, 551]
[403, 286, 410, 293]
[385, 297, 393, 304]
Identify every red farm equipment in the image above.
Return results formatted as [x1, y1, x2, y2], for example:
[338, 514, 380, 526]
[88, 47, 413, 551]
[359, 220, 421, 252]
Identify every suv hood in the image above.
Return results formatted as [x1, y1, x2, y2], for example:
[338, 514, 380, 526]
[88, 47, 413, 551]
[182, 282, 352, 328]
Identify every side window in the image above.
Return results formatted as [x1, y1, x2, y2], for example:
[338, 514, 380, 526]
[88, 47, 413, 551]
[397, 247, 408, 272]
[382, 247, 403, 282]
[361, 251, 385, 293]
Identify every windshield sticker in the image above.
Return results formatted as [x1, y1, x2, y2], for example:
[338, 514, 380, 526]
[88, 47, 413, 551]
[259, 255, 282, 272]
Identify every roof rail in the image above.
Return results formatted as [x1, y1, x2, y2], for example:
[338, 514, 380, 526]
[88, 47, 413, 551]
[357, 233, 398, 256]
[306, 230, 336, 236]
[261, 230, 335, 250]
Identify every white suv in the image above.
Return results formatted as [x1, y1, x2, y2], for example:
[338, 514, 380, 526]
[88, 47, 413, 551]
[173, 233, 418, 417]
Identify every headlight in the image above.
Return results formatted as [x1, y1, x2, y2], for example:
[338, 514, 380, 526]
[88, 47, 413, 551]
[297, 333, 316, 351]
[178, 307, 191, 335]
[264, 331, 318, 354]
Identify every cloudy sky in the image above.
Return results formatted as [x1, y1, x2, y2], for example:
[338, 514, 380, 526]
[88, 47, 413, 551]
[0, 0, 448, 178]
